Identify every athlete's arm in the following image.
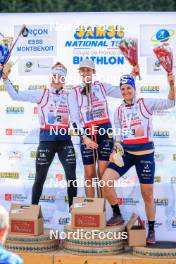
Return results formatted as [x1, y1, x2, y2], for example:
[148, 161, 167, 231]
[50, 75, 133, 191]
[102, 82, 122, 98]
[1, 63, 44, 103]
[143, 74, 175, 113]
[68, 89, 98, 149]
[168, 73, 175, 100]
[109, 108, 123, 162]
[3, 79, 44, 103]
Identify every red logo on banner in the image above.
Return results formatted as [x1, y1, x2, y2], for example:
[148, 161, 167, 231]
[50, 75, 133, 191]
[34, 107, 38, 114]
[56, 174, 64, 182]
[5, 193, 12, 201]
[117, 198, 123, 205]
[6, 129, 13, 135]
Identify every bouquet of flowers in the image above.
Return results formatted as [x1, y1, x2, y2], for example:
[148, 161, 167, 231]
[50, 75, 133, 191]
[119, 38, 141, 79]
[153, 43, 173, 75]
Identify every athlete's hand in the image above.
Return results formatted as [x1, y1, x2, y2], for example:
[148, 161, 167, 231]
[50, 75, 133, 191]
[131, 64, 140, 78]
[113, 142, 124, 155]
[109, 151, 116, 163]
[83, 136, 98, 149]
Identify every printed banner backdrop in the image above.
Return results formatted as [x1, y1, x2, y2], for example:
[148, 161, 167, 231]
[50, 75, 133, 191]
[0, 12, 176, 240]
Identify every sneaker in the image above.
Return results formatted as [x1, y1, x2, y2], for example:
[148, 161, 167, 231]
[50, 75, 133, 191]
[106, 213, 125, 226]
[146, 230, 156, 245]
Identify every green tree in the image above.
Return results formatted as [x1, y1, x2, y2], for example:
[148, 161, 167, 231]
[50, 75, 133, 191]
[0, 0, 176, 12]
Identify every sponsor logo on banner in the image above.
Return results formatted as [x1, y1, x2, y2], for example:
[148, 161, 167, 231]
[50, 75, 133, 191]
[18, 58, 53, 76]
[153, 109, 172, 116]
[151, 28, 175, 43]
[154, 222, 163, 228]
[64, 196, 69, 203]
[34, 107, 38, 114]
[153, 130, 170, 138]
[28, 84, 47, 90]
[65, 25, 125, 65]
[140, 25, 176, 57]
[5, 193, 27, 202]
[154, 176, 161, 183]
[117, 198, 140, 206]
[152, 60, 162, 72]
[146, 57, 176, 76]
[6, 107, 24, 114]
[5, 194, 12, 201]
[172, 220, 176, 228]
[171, 177, 176, 184]
[44, 217, 52, 224]
[40, 195, 56, 203]
[0, 85, 19, 92]
[56, 174, 64, 182]
[58, 217, 70, 225]
[5, 129, 29, 136]
[28, 173, 35, 181]
[14, 25, 57, 56]
[154, 198, 169, 206]
[173, 154, 176, 161]
[30, 151, 37, 158]
[140, 85, 160, 93]
[8, 150, 23, 160]
[0, 172, 19, 179]
[154, 152, 165, 162]
[143, 220, 163, 229]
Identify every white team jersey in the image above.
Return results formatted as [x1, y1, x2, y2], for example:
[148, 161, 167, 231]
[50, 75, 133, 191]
[115, 97, 175, 145]
[4, 79, 70, 130]
[69, 81, 121, 128]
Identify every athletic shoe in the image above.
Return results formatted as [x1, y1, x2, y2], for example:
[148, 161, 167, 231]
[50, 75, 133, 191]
[106, 213, 125, 226]
[146, 230, 156, 244]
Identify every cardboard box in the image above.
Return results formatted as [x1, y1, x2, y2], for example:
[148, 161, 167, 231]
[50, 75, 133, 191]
[9, 203, 44, 236]
[126, 213, 146, 247]
[71, 197, 106, 229]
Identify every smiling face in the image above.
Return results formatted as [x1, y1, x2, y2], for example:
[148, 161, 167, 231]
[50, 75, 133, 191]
[120, 84, 136, 103]
[79, 67, 95, 84]
[51, 62, 67, 89]
[51, 73, 65, 88]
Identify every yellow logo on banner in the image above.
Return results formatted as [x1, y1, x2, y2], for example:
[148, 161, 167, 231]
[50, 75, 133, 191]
[30, 151, 37, 158]
[0, 172, 19, 179]
[0, 85, 19, 92]
[141, 85, 160, 93]
[40, 195, 55, 201]
[154, 176, 161, 183]
[74, 25, 124, 39]
[28, 84, 47, 90]
[6, 107, 24, 113]
[154, 198, 168, 205]
[153, 130, 170, 137]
